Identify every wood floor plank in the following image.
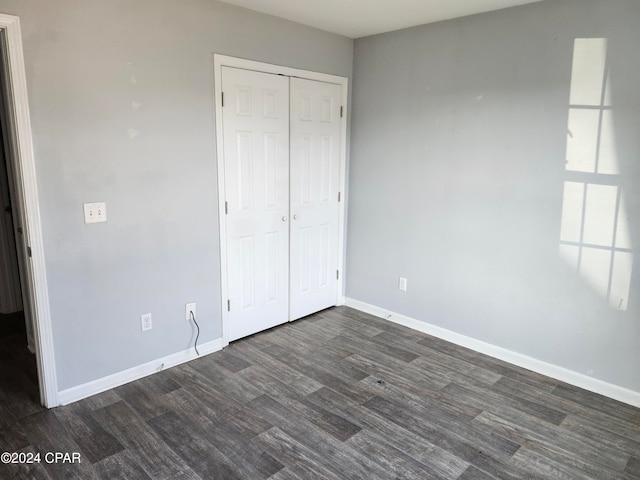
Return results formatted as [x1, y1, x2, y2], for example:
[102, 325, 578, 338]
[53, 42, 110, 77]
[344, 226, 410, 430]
[260, 343, 374, 403]
[20, 411, 97, 479]
[625, 456, 640, 477]
[317, 309, 387, 338]
[263, 343, 367, 385]
[187, 355, 264, 404]
[253, 427, 345, 480]
[441, 382, 568, 426]
[416, 335, 559, 393]
[470, 396, 638, 480]
[113, 379, 173, 421]
[473, 410, 630, 472]
[157, 386, 283, 477]
[165, 364, 242, 418]
[512, 446, 634, 480]
[510, 448, 595, 480]
[248, 394, 393, 479]
[300, 347, 370, 384]
[363, 395, 521, 461]
[204, 420, 284, 478]
[333, 331, 421, 364]
[344, 351, 451, 394]
[228, 340, 323, 396]
[148, 411, 245, 479]
[94, 450, 153, 480]
[0, 345, 44, 424]
[356, 374, 483, 423]
[457, 465, 497, 480]
[559, 414, 640, 457]
[139, 370, 183, 395]
[92, 401, 203, 480]
[361, 396, 534, 480]
[551, 383, 640, 424]
[374, 330, 503, 387]
[0, 417, 30, 453]
[209, 349, 253, 373]
[267, 466, 313, 480]
[77, 389, 122, 411]
[165, 358, 273, 439]
[52, 402, 124, 464]
[0, 445, 55, 480]
[306, 386, 470, 478]
[238, 364, 362, 441]
[225, 406, 275, 439]
[0, 400, 15, 430]
[331, 306, 416, 336]
[295, 314, 367, 346]
[340, 365, 483, 434]
[150, 386, 224, 432]
[491, 376, 640, 443]
[345, 429, 446, 479]
[241, 324, 293, 351]
[286, 314, 344, 344]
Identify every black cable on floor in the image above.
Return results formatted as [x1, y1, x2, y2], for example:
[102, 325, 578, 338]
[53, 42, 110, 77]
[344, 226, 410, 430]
[190, 310, 200, 356]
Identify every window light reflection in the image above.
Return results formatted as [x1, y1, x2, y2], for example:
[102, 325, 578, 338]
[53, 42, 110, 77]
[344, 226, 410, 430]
[558, 38, 632, 311]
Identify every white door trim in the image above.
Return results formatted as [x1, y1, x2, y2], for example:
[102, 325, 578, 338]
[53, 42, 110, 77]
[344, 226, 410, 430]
[0, 13, 58, 407]
[213, 54, 348, 346]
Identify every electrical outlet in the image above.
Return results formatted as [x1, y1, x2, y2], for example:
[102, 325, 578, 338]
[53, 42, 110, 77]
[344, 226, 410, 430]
[141, 312, 152, 332]
[399, 277, 407, 292]
[185, 302, 196, 321]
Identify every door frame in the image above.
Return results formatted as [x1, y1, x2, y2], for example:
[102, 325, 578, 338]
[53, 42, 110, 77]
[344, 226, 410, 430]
[213, 54, 348, 346]
[0, 14, 57, 407]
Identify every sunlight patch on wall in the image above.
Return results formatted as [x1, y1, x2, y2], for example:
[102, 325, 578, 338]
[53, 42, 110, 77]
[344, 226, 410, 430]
[559, 38, 633, 311]
[568, 38, 611, 107]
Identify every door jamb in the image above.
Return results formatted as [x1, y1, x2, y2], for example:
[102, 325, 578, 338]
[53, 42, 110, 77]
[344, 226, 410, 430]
[213, 54, 348, 347]
[0, 14, 57, 407]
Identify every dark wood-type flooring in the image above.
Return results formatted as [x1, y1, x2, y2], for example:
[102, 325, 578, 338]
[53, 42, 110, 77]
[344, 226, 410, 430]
[1, 306, 639, 479]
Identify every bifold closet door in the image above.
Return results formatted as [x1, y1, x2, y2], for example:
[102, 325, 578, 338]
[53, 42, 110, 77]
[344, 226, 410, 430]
[221, 66, 290, 342]
[289, 78, 342, 321]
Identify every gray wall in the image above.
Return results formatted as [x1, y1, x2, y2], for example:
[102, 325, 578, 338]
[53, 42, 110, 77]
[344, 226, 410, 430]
[0, 0, 352, 390]
[348, 0, 640, 392]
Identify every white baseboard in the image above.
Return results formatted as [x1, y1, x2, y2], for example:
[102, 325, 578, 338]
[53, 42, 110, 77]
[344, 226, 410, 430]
[345, 297, 640, 408]
[57, 338, 224, 406]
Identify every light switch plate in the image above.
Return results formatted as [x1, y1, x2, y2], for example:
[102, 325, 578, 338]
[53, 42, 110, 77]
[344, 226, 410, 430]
[84, 202, 107, 223]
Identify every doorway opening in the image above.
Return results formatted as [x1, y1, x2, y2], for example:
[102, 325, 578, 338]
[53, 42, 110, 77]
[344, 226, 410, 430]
[0, 13, 57, 408]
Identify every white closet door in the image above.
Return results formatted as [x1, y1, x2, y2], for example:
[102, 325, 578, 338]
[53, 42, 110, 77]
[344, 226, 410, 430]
[222, 67, 290, 341]
[289, 78, 342, 321]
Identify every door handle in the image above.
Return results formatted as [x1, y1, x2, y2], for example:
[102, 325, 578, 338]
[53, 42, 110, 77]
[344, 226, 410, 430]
[293, 215, 298, 220]
[281, 216, 287, 222]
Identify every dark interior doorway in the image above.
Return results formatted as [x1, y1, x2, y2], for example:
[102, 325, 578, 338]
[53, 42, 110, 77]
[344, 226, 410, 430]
[0, 310, 42, 421]
[0, 96, 41, 422]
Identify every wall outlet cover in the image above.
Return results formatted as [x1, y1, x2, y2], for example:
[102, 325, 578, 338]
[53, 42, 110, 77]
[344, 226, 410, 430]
[141, 312, 152, 332]
[186, 302, 196, 321]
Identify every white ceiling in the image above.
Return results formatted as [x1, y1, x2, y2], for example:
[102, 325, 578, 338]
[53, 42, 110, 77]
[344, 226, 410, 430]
[218, 0, 544, 38]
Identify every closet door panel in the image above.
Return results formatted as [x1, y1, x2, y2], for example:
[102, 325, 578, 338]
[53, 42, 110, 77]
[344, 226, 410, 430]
[222, 67, 290, 341]
[290, 78, 342, 321]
